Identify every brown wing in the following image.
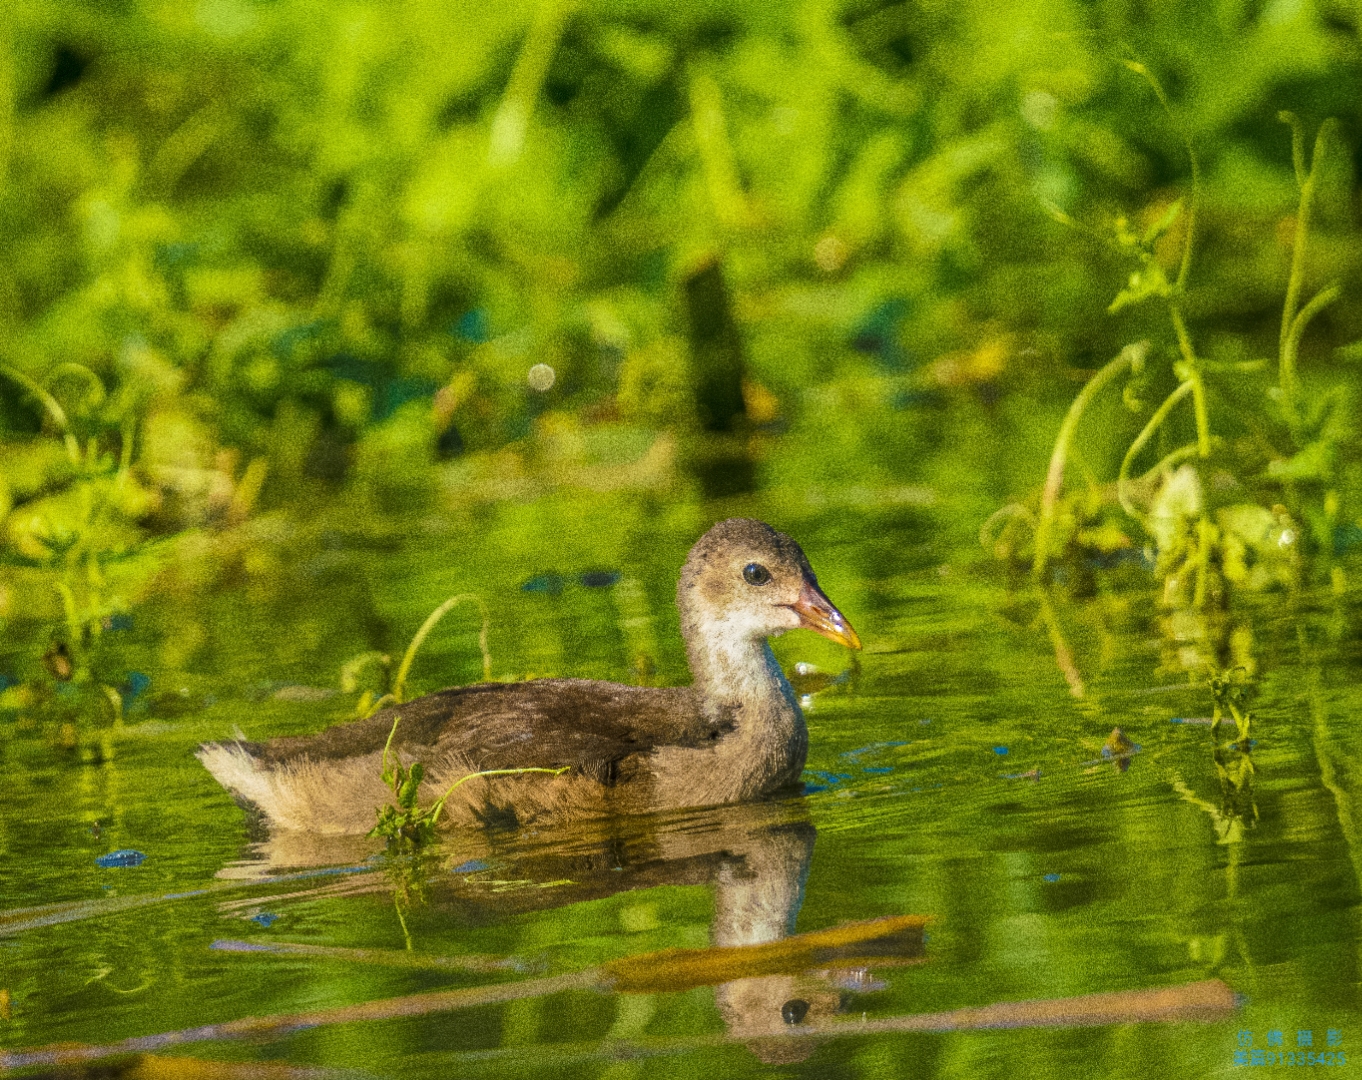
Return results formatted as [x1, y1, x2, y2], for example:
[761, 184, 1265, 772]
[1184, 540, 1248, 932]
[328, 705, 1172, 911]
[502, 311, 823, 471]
[248, 679, 727, 780]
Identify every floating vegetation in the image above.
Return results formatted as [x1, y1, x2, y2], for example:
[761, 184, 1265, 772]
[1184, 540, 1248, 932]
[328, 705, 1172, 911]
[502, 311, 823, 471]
[368, 714, 567, 849]
[360, 593, 565, 849]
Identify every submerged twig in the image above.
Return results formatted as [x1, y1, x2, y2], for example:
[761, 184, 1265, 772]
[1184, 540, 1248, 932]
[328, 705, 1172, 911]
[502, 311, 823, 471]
[211, 938, 534, 974]
[0, 864, 379, 938]
[3, 916, 925, 1067]
[0, 969, 1235, 1071]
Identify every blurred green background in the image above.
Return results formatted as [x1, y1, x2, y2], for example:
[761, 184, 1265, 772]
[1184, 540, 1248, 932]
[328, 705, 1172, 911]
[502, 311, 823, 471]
[1, 0, 1360, 687]
[5, 6, 1362, 1074]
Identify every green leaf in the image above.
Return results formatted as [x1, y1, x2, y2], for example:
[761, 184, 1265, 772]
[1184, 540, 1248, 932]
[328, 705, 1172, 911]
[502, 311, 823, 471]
[1142, 200, 1182, 245]
[1108, 263, 1172, 314]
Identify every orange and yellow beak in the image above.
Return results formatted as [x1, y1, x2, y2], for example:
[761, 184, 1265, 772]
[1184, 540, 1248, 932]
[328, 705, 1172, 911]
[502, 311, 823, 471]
[790, 577, 862, 650]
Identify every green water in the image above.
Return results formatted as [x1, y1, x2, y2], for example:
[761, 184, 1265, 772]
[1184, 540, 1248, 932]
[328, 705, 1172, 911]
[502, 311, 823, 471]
[2, 494, 1360, 1078]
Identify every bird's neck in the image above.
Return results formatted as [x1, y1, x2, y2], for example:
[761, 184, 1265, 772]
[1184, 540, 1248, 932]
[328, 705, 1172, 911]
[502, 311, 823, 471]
[685, 628, 808, 793]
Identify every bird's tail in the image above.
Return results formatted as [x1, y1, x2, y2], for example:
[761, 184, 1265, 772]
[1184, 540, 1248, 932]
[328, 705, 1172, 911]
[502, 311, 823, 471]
[196, 740, 390, 834]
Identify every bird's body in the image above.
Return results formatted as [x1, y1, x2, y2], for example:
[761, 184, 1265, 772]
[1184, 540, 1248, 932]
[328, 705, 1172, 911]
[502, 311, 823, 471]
[198, 519, 860, 833]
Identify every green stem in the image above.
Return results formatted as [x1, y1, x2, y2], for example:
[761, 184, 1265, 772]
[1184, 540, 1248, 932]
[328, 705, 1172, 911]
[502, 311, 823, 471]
[426, 766, 569, 828]
[394, 901, 414, 952]
[0, 363, 80, 465]
[978, 503, 1036, 552]
[1123, 60, 1198, 293]
[46, 362, 107, 410]
[1280, 195, 1313, 424]
[392, 594, 491, 704]
[379, 713, 402, 784]
[688, 65, 750, 230]
[1168, 306, 1214, 606]
[489, 0, 575, 166]
[1118, 380, 1194, 523]
[1139, 442, 1202, 484]
[1176, 144, 1199, 294]
[1031, 348, 1139, 581]
[1280, 283, 1341, 429]
[1035, 589, 1084, 698]
[1169, 307, 1211, 458]
[1277, 117, 1337, 426]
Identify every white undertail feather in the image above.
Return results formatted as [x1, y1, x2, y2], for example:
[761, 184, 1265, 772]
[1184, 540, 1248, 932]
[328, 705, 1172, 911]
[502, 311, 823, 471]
[197, 742, 607, 834]
[196, 743, 391, 834]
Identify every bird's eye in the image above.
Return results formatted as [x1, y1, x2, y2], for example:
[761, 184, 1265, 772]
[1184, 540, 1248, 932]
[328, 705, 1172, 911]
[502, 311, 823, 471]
[743, 562, 772, 586]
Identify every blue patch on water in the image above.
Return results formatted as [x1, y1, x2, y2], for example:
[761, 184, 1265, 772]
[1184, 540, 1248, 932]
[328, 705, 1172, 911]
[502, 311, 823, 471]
[803, 784, 829, 794]
[521, 574, 565, 595]
[1043, 873, 1061, 883]
[1334, 523, 1362, 555]
[96, 849, 146, 868]
[251, 912, 279, 927]
[455, 309, 489, 343]
[993, 746, 1008, 756]
[378, 378, 440, 423]
[850, 297, 914, 371]
[453, 859, 490, 874]
[579, 570, 621, 588]
[107, 613, 134, 632]
[805, 771, 853, 785]
[0, 673, 13, 691]
[863, 766, 894, 774]
[123, 672, 151, 700]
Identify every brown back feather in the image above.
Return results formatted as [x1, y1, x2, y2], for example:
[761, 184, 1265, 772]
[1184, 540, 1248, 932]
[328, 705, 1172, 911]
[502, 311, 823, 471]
[244, 679, 732, 782]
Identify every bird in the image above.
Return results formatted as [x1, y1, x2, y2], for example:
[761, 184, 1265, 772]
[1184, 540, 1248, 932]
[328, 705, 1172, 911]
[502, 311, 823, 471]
[197, 518, 861, 834]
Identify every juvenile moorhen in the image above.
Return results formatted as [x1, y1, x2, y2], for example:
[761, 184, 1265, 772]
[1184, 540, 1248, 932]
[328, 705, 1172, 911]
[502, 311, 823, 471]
[198, 518, 861, 832]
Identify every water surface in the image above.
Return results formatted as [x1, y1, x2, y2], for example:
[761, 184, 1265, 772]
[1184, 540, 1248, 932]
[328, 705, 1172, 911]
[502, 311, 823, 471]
[2, 494, 1359, 1077]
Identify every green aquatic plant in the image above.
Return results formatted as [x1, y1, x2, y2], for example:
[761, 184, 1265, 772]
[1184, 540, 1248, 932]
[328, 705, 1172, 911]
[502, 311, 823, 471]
[350, 594, 492, 720]
[0, 363, 154, 676]
[368, 714, 567, 847]
[1012, 64, 1348, 610]
[350, 591, 563, 848]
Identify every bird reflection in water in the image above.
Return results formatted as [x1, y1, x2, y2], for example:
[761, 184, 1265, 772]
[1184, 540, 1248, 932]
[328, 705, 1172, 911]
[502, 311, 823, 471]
[216, 797, 926, 1062]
